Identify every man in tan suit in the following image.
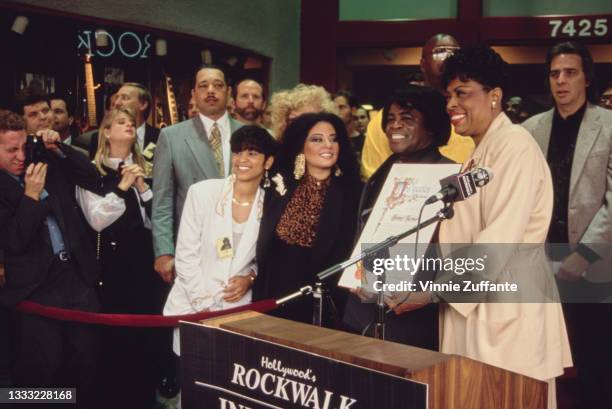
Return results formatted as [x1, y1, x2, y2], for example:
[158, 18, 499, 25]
[522, 41, 612, 409]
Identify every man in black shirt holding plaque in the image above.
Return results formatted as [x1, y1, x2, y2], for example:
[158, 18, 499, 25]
[523, 41, 612, 409]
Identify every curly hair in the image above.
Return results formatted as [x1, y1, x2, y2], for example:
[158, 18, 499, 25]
[269, 84, 338, 139]
[381, 84, 451, 149]
[271, 112, 361, 192]
[442, 45, 509, 94]
[94, 107, 146, 176]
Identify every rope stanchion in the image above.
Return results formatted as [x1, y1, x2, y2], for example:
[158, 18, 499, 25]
[15, 299, 278, 327]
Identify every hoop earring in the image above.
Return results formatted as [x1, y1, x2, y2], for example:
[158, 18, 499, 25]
[293, 153, 306, 180]
[263, 169, 271, 188]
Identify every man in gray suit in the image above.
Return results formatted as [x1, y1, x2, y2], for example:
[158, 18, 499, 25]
[152, 65, 242, 283]
[522, 41, 612, 409]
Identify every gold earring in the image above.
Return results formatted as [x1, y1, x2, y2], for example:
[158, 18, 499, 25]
[334, 165, 342, 177]
[492, 100, 497, 108]
[293, 153, 305, 180]
[263, 169, 271, 188]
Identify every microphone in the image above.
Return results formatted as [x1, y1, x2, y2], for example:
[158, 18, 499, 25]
[425, 167, 493, 205]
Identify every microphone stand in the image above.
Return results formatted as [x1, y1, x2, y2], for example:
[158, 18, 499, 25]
[374, 270, 386, 340]
[275, 204, 454, 337]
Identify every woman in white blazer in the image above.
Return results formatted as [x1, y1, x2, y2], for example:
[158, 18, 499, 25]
[164, 125, 277, 355]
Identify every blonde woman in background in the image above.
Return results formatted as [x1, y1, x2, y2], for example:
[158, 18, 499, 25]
[269, 83, 338, 139]
[76, 107, 167, 408]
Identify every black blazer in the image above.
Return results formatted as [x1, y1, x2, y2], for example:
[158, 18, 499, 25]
[254, 174, 361, 300]
[343, 146, 453, 348]
[0, 144, 102, 307]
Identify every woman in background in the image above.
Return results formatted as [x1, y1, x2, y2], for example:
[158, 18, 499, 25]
[76, 107, 165, 408]
[253, 112, 361, 324]
[269, 83, 338, 139]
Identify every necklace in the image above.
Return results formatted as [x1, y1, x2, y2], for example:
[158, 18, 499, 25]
[232, 196, 253, 207]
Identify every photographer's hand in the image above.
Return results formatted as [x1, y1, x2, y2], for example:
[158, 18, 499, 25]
[38, 129, 61, 153]
[24, 162, 48, 201]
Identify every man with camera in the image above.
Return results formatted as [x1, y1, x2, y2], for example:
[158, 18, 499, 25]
[0, 110, 101, 404]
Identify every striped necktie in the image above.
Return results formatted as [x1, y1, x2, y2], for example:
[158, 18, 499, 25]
[210, 122, 224, 176]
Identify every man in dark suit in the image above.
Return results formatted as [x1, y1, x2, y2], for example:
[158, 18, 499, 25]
[0, 110, 101, 404]
[49, 93, 89, 157]
[14, 86, 53, 135]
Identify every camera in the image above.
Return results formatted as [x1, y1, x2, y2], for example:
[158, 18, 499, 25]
[24, 134, 48, 167]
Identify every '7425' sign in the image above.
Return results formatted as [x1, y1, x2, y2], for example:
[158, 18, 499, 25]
[549, 17, 608, 38]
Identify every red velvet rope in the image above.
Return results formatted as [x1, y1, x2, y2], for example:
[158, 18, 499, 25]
[15, 299, 278, 327]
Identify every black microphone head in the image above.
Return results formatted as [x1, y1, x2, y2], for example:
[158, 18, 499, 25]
[471, 167, 493, 187]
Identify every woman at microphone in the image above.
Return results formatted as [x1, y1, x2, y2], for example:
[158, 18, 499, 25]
[343, 84, 453, 348]
[390, 46, 571, 408]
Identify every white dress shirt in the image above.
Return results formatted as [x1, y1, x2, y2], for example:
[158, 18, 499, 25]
[198, 111, 231, 176]
[76, 154, 152, 232]
[136, 122, 146, 152]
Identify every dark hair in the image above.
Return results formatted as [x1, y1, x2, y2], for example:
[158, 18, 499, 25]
[49, 93, 75, 117]
[381, 85, 451, 148]
[194, 64, 228, 86]
[0, 110, 25, 133]
[230, 125, 278, 159]
[545, 41, 597, 103]
[105, 84, 121, 111]
[442, 45, 509, 95]
[406, 72, 424, 85]
[14, 86, 50, 115]
[272, 112, 361, 190]
[332, 91, 358, 108]
[233, 78, 265, 100]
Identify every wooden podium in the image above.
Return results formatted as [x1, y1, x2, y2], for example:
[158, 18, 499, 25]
[190, 311, 546, 409]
